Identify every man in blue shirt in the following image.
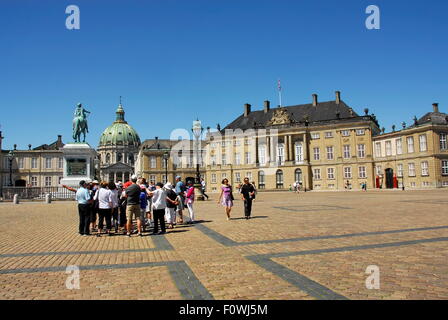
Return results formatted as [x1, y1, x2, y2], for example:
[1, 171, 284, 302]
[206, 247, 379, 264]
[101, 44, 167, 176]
[75, 180, 92, 236]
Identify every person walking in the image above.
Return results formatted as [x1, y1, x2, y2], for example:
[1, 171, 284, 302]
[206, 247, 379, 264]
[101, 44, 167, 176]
[75, 180, 91, 236]
[164, 183, 178, 229]
[94, 182, 114, 237]
[218, 178, 234, 221]
[125, 175, 143, 237]
[200, 178, 209, 200]
[151, 182, 167, 234]
[185, 181, 195, 223]
[175, 176, 186, 224]
[241, 178, 256, 220]
[251, 181, 257, 200]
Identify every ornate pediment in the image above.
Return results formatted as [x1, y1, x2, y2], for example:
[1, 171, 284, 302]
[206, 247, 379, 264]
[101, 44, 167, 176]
[268, 108, 294, 126]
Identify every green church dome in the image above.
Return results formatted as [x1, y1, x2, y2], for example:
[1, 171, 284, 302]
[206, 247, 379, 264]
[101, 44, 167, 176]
[99, 104, 141, 147]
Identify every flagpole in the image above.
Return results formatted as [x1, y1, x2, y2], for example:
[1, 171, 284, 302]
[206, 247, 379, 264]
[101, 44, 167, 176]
[278, 79, 282, 107]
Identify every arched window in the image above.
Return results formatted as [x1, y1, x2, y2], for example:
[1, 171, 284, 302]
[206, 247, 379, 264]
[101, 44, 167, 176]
[276, 170, 284, 189]
[117, 153, 122, 163]
[258, 171, 265, 189]
[129, 153, 134, 165]
[106, 153, 111, 164]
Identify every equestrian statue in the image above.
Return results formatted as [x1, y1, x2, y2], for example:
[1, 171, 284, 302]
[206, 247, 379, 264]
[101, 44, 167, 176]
[72, 103, 91, 143]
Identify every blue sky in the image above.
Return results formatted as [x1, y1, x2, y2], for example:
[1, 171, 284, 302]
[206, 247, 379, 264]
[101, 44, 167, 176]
[1, 0, 447, 150]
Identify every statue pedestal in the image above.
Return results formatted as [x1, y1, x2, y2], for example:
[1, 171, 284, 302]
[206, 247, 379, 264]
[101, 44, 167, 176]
[60, 143, 97, 188]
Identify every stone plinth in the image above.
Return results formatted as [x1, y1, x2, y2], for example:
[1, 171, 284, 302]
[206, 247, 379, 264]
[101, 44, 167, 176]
[59, 143, 97, 188]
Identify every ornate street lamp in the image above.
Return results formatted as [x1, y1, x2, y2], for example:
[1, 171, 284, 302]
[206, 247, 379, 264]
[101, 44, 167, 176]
[7, 150, 15, 187]
[163, 151, 169, 184]
[192, 119, 205, 200]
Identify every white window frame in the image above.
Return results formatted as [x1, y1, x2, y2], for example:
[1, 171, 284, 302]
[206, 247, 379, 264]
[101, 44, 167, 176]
[385, 141, 392, 157]
[344, 167, 352, 179]
[442, 160, 448, 175]
[327, 168, 335, 180]
[150, 156, 157, 168]
[408, 163, 416, 177]
[295, 143, 303, 163]
[341, 130, 350, 137]
[419, 134, 427, 152]
[440, 133, 447, 151]
[357, 144, 366, 158]
[407, 137, 415, 153]
[396, 138, 403, 155]
[421, 161, 429, 176]
[313, 147, 320, 161]
[45, 157, 52, 169]
[358, 166, 366, 179]
[343, 145, 351, 159]
[375, 142, 382, 158]
[326, 146, 334, 160]
[313, 168, 321, 180]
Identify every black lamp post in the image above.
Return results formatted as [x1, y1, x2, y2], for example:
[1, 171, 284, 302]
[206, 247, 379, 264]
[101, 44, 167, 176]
[163, 151, 169, 183]
[192, 119, 204, 200]
[7, 150, 15, 187]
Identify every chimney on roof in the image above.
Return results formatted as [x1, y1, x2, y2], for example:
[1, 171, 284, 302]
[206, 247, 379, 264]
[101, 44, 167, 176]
[433, 103, 439, 113]
[312, 94, 318, 107]
[28, 144, 32, 150]
[244, 103, 251, 117]
[335, 91, 341, 105]
[264, 100, 270, 113]
[14, 144, 17, 150]
[57, 135, 62, 143]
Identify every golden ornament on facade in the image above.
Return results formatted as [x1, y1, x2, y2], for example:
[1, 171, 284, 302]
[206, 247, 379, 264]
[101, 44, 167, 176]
[268, 108, 293, 125]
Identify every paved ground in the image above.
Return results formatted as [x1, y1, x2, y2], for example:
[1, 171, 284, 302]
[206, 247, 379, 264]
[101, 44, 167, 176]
[0, 190, 447, 300]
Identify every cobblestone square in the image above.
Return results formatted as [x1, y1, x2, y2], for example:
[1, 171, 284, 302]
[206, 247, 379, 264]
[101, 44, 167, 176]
[0, 190, 447, 300]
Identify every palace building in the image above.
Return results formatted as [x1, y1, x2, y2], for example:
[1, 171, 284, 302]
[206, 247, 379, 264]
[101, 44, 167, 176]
[134, 137, 205, 185]
[204, 91, 382, 191]
[97, 102, 141, 182]
[372, 103, 448, 189]
[0, 135, 65, 188]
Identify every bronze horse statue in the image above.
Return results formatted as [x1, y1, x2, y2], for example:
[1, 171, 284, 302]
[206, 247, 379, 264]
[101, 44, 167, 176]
[72, 103, 90, 143]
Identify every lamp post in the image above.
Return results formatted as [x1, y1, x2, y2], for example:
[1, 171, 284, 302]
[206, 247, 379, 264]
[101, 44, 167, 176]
[192, 119, 205, 201]
[7, 150, 15, 187]
[163, 151, 169, 184]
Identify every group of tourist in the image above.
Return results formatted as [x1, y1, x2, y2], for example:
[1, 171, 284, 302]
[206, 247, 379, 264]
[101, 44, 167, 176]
[65, 175, 257, 237]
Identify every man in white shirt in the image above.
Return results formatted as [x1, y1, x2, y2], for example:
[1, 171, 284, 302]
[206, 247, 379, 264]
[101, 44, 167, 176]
[151, 182, 167, 234]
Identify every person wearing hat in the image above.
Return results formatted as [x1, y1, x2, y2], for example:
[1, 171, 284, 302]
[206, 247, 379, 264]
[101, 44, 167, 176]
[75, 180, 92, 236]
[151, 182, 167, 234]
[164, 182, 178, 229]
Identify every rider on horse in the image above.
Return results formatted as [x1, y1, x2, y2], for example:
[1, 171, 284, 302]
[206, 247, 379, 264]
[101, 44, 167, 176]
[73, 103, 91, 142]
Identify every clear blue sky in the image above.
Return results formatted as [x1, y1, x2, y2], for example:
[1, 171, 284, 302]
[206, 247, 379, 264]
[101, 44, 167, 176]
[1, 0, 447, 150]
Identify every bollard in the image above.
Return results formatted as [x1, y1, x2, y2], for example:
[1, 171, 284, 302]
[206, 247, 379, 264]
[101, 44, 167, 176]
[45, 193, 52, 204]
[13, 194, 19, 204]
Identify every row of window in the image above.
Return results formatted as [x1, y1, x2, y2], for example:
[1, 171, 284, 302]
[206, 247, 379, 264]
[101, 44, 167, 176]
[375, 134, 434, 158]
[375, 161, 445, 177]
[5, 157, 64, 170]
[312, 129, 365, 140]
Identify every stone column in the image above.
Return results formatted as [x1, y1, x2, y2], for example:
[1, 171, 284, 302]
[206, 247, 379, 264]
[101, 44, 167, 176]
[284, 136, 289, 162]
[303, 133, 308, 162]
[266, 136, 271, 164]
[288, 135, 294, 161]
